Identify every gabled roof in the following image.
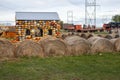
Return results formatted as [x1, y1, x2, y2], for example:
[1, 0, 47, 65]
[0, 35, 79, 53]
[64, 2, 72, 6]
[16, 12, 60, 20]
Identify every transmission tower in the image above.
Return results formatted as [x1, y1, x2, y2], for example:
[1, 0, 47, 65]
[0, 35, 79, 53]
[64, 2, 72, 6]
[85, 0, 97, 27]
[67, 11, 73, 24]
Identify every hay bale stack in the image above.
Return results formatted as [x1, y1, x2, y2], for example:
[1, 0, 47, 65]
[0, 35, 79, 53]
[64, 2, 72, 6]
[111, 32, 117, 38]
[114, 38, 120, 52]
[40, 39, 68, 57]
[91, 38, 114, 53]
[64, 36, 90, 55]
[80, 33, 87, 39]
[104, 35, 113, 39]
[88, 37, 101, 45]
[64, 36, 85, 45]
[15, 40, 44, 57]
[87, 34, 94, 39]
[61, 34, 68, 40]
[68, 32, 73, 36]
[0, 38, 15, 58]
[39, 36, 57, 43]
[110, 39, 117, 44]
[0, 32, 3, 36]
[97, 34, 103, 37]
[74, 33, 79, 36]
[114, 35, 119, 38]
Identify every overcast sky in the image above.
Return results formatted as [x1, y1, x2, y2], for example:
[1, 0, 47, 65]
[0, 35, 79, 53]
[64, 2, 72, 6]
[0, 0, 120, 26]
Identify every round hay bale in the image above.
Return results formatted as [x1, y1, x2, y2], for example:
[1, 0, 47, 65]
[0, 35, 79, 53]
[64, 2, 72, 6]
[61, 34, 68, 40]
[68, 32, 72, 36]
[87, 34, 93, 39]
[0, 32, 3, 36]
[15, 40, 44, 57]
[74, 32, 78, 35]
[40, 39, 68, 57]
[64, 36, 85, 45]
[97, 34, 103, 37]
[104, 35, 113, 39]
[110, 38, 117, 44]
[64, 36, 91, 55]
[40, 36, 57, 42]
[75, 33, 80, 36]
[0, 38, 15, 58]
[114, 38, 120, 52]
[88, 37, 101, 45]
[114, 35, 119, 38]
[71, 32, 74, 35]
[80, 33, 87, 39]
[91, 38, 114, 53]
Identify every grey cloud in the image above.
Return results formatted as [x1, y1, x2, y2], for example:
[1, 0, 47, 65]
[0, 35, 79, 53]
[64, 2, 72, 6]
[0, 0, 71, 11]
[0, 0, 120, 26]
[0, 0, 15, 11]
[99, 0, 120, 8]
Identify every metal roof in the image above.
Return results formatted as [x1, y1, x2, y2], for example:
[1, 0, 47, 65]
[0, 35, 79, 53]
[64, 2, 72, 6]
[16, 12, 60, 20]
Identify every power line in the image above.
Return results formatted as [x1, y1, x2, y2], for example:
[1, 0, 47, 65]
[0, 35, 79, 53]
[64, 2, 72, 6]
[85, 0, 99, 27]
[67, 11, 73, 24]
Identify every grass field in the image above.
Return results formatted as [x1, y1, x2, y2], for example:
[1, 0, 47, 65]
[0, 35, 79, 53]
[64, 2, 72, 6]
[0, 53, 120, 80]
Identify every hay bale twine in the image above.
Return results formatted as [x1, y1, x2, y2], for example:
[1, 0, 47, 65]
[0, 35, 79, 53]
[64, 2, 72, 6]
[15, 40, 44, 57]
[114, 38, 120, 52]
[40, 39, 68, 57]
[91, 38, 114, 53]
[104, 35, 113, 39]
[88, 37, 101, 45]
[0, 38, 15, 58]
[64, 36, 91, 55]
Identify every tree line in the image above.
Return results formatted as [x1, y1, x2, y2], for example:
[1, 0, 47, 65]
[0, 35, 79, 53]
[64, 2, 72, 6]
[112, 15, 120, 22]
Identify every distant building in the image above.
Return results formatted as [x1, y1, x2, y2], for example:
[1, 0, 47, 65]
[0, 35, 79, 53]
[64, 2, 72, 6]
[4, 26, 17, 39]
[0, 25, 17, 39]
[63, 23, 74, 30]
[15, 12, 61, 41]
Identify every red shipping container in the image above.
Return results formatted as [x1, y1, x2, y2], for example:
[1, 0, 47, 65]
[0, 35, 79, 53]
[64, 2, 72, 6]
[75, 25, 82, 30]
[67, 26, 75, 30]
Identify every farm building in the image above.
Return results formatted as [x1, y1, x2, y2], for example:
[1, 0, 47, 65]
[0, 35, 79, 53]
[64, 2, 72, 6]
[0, 26, 17, 39]
[16, 12, 61, 41]
[4, 26, 17, 39]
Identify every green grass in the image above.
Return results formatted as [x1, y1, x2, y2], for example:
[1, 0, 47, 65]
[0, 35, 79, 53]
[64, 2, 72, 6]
[0, 53, 120, 80]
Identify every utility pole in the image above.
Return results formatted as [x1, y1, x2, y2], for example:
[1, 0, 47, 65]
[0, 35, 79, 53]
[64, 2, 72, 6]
[85, 0, 97, 27]
[67, 11, 73, 24]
